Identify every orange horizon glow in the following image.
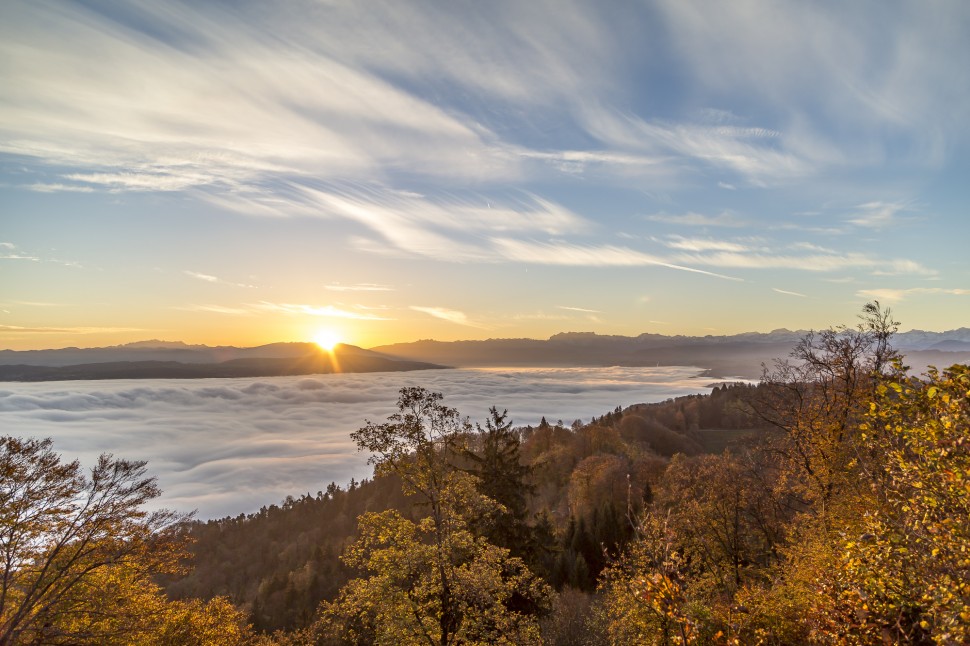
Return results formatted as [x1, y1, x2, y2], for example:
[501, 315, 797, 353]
[312, 329, 342, 352]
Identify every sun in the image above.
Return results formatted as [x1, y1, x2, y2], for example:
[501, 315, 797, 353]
[313, 329, 341, 352]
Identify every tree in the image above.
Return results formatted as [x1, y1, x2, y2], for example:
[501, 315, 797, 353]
[463, 408, 535, 561]
[806, 364, 970, 643]
[755, 301, 902, 510]
[596, 305, 947, 643]
[319, 477, 549, 645]
[321, 388, 551, 645]
[350, 388, 469, 527]
[598, 513, 699, 646]
[48, 567, 252, 646]
[655, 453, 775, 591]
[0, 436, 252, 645]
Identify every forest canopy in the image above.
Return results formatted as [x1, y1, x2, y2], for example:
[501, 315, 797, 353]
[6, 304, 968, 644]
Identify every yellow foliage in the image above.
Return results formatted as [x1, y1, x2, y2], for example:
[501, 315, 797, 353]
[807, 364, 970, 643]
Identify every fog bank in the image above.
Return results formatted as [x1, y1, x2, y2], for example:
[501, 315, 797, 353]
[0, 366, 714, 518]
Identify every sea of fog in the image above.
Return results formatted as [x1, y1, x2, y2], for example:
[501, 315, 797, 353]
[0, 366, 717, 519]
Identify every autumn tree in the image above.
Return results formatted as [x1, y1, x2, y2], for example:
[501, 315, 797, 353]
[805, 364, 970, 643]
[598, 513, 700, 645]
[595, 304, 967, 644]
[0, 436, 252, 645]
[654, 452, 784, 592]
[50, 569, 252, 646]
[755, 301, 903, 510]
[319, 388, 551, 645]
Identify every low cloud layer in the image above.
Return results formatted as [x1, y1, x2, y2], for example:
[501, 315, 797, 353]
[0, 367, 712, 519]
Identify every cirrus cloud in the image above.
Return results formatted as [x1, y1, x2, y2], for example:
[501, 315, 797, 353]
[410, 306, 484, 328]
[856, 287, 970, 303]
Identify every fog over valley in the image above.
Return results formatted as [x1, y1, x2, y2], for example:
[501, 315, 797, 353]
[0, 366, 712, 519]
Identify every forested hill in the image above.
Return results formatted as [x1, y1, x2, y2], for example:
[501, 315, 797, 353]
[163, 381, 765, 633]
[0, 343, 444, 381]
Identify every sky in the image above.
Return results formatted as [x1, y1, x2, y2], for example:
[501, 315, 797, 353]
[2, 0, 969, 351]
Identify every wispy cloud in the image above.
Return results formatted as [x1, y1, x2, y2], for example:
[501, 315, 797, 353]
[0, 242, 39, 262]
[771, 221, 848, 236]
[1, 0, 620, 199]
[633, 234, 935, 278]
[0, 325, 144, 335]
[872, 260, 937, 277]
[4, 0, 963, 203]
[509, 311, 571, 321]
[772, 288, 808, 298]
[265, 185, 595, 264]
[1, 0, 962, 329]
[790, 242, 837, 254]
[490, 238, 742, 280]
[660, 236, 749, 253]
[184, 271, 257, 289]
[410, 306, 485, 328]
[667, 244, 935, 276]
[581, 109, 813, 184]
[0, 242, 81, 267]
[253, 302, 393, 321]
[325, 283, 394, 293]
[185, 271, 220, 283]
[0, 253, 40, 261]
[645, 211, 747, 228]
[285, 184, 801, 285]
[2, 14, 497, 200]
[557, 306, 601, 313]
[856, 287, 970, 303]
[0, 300, 65, 308]
[513, 147, 674, 180]
[64, 172, 216, 192]
[176, 302, 397, 318]
[175, 304, 252, 316]
[653, 0, 966, 167]
[301, 185, 587, 236]
[24, 183, 95, 193]
[848, 201, 908, 229]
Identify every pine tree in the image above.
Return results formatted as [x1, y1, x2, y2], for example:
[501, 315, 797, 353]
[464, 407, 537, 562]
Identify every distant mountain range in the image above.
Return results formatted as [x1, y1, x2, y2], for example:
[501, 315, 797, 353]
[2, 328, 967, 381]
[0, 343, 443, 381]
[370, 328, 970, 378]
[0, 341, 327, 367]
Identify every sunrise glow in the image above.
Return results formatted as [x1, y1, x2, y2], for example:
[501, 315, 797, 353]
[313, 329, 341, 352]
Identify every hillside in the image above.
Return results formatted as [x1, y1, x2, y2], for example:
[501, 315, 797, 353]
[163, 382, 765, 633]
[0, 343, 445, 381]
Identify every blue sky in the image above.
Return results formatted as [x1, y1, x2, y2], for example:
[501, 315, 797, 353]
[2, 0, 969, 349]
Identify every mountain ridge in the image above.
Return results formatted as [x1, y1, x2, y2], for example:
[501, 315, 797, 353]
[0, 343, 445, 381]
[369, 329, 970, 377]
[3, 329, 967, 379]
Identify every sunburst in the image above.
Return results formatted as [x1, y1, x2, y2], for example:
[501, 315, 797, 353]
[313, 329, 341, 352]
